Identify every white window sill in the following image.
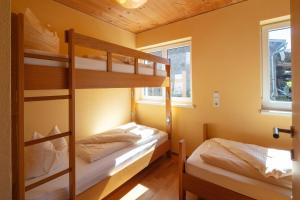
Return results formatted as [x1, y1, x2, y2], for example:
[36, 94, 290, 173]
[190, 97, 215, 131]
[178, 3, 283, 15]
[137, 100, 195, 109]
[260, 109, 292, 117]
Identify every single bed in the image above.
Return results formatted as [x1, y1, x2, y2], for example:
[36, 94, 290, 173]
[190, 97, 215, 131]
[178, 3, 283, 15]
[179, 124, 292, 200]
[25, 123, 168, 200]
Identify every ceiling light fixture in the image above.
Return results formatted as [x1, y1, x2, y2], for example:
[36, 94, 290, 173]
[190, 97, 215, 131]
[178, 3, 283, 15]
[116, 0, 148, 9]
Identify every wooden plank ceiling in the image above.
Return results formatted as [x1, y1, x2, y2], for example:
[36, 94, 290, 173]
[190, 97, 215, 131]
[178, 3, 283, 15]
[54, 0, 247, 33]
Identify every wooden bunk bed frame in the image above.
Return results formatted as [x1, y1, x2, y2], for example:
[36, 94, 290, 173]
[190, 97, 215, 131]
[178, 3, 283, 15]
[178, 124, 254, 200]
[11, 13, 172, 200]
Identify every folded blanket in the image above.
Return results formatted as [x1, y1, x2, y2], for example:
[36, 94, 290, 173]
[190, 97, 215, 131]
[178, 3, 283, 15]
[76, 123, 159, 163]
[200, 139, 292, 188]
[76, 142, 130, 163]
[210, 138, 292, 179]
[77, 130, 141, 145]
[126, 125, 159, 143]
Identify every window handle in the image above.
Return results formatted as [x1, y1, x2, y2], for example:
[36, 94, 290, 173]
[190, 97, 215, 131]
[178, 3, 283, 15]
[273, 126, 294, 139]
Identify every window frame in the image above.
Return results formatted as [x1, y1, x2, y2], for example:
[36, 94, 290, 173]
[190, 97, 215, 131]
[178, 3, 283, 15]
[140, 40, 193, 105]
[261, 20, 291, 111]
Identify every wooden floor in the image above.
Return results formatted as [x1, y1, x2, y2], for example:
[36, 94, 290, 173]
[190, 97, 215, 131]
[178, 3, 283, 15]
[104, 155, 179, 200]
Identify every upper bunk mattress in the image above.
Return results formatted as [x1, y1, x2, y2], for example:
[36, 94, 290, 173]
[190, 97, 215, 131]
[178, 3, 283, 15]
[186, 141, 292, 200]
[24, 52, 167, 77]
[25, 123, 168, 200]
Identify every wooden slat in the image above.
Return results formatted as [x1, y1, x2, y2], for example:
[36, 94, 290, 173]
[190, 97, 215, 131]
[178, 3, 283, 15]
[24, 132, 71, 146]
[153, 62, 157, 76]
[76, 69, 170, 89]
[69, 32, 170, 65]
[107, 52, 112, 72]
[182, 173, 254, 200]
[67, 29, 76, 200]
[24, 95, 70, 102]
[165, 64, 172, 140]
[24, 64, 68, 90]
[179, 140, 186, 200]
[25, 168, 71, 191]
[134, 58, 139, 74]
[24, 65, 169, 90]
[24, 52, 69, 62]
[131, 88, 136, 122]
[11, 13, 25, 200]
[165, 64, 172, 157]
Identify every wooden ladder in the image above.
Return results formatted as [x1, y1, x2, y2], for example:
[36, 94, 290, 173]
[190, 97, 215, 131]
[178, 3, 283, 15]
[11, 13, 76, 200]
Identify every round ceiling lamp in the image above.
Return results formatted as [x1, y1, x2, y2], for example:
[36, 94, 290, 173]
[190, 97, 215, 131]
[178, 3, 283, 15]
[116, 0, 148, 9]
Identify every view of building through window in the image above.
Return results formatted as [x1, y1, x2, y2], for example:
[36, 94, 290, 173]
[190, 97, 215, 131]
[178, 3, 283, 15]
[262, 20, 291, 111]
[268, 27, 292, 102]
[144, 51, 163, 97]
[168, 46, 191, 98]
[143, 42, 191, 102]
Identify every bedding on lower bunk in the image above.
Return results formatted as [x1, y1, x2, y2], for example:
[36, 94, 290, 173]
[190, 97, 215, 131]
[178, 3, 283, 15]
[24, 49, 167, 76]
[25, 123, 168, 200]
[186, 139, 292, 200]
[76, 123, 160, 162]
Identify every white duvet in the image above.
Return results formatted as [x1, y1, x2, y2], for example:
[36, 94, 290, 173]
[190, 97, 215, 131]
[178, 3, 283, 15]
[211, 138, 292, 179]
[200, 138, 292, 189]
[76, 123, 159, 162]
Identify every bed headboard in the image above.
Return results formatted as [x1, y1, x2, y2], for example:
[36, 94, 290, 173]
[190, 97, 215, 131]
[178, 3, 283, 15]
[203, 123, 209, 142]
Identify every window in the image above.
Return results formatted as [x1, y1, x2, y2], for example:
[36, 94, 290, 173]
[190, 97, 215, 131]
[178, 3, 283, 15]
[141, 40, 192, 105]
[262, 20, 292, 111]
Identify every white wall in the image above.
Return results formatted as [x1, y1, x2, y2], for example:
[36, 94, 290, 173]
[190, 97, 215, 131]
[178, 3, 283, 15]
[0, 0, 12, 199]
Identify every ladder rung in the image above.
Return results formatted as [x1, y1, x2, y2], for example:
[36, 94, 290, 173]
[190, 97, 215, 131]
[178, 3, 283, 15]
[25, 132, 71, 146]
[24, 52, 69, 62]
[25, 168, 71, 191]
[24, 95, 71, 102]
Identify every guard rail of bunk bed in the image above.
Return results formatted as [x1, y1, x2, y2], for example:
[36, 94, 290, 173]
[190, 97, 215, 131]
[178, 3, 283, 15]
[11, 13, 172, 200]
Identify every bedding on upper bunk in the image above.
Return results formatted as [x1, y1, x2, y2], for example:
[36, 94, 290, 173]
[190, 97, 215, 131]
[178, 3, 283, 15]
[24, 9, 60, 54]
[25, 123, 168, 200]
[24, 49, 167, 76]
[186, 140, 292, 200]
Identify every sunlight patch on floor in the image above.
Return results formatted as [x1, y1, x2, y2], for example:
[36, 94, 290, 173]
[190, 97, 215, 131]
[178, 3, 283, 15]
[120, 184, 149, 200]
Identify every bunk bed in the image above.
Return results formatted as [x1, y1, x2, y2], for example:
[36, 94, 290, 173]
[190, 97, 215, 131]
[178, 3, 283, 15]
[11, 13, 172, 200]
[178, 124, 292, 200]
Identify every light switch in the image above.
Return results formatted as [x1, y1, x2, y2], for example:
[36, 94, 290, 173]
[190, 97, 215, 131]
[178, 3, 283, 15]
[213, 91, 220, 108]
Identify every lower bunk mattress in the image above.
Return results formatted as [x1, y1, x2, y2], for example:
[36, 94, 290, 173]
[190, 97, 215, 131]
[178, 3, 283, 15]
[25, 125, 168, 200]
[185, 141, 292, 200]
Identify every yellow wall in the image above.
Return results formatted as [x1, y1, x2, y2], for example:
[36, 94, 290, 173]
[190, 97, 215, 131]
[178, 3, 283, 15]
[12, 0, 135, 140]
[0, 0, 11, 199]
[136, 0, 292, 154]
[11, 0, 292, 154]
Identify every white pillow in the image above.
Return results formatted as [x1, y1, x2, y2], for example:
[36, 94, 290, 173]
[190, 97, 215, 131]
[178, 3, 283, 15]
[49, 125, 68, 151]
[25, 132, 65, 180]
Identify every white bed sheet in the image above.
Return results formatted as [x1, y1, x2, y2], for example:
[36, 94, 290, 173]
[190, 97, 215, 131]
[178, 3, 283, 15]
[25, 129, 168, 200]
[186, 143, 292, 200]
[24, 56, 167, 77]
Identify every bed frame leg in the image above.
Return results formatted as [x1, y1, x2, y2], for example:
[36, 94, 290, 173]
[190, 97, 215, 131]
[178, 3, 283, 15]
[179, 139, 186, 200]
[166, 150, 172, 158]
[179, 188, 186, 200]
